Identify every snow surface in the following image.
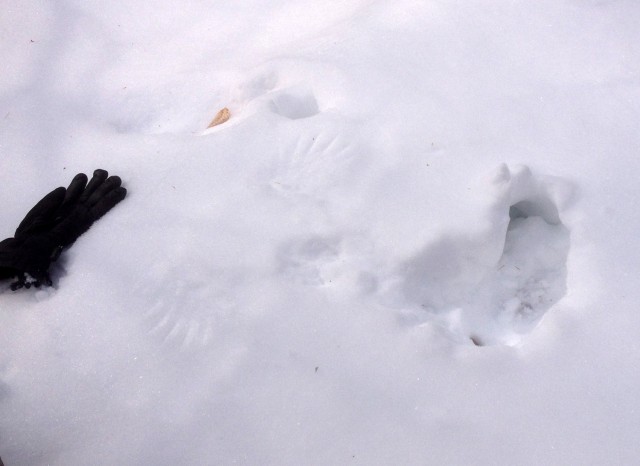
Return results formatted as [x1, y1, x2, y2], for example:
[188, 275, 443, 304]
[1, 0, 640, 464]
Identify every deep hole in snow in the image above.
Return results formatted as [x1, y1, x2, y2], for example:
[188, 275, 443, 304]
[509, 197, 561, 225]
[486, 197, 570, 345]
[396, 186, 570, 347]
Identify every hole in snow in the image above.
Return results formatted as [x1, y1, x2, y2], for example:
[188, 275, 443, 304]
[394, 171, 570, 347]
[509, 197, 560, 225]
[490, 199, 570, 344]
[270, 90, 319, 120]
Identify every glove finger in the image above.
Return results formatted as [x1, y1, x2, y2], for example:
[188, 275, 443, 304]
[78, 169, 108, 203]
[86, 175, 122, 207]
[0, 238, 20, 273]
[62, 173, 88, 207]
[90, 186, 126, 220]
[50, 186, 125, 247]
[15, 187, 66, 238]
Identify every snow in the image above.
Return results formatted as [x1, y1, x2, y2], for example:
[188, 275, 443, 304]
[1, 0, 640, 464]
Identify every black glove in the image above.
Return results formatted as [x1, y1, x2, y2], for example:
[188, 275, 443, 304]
[0, 169, 126, 290]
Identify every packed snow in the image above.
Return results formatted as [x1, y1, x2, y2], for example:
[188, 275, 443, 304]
[1, 0, 640, 464]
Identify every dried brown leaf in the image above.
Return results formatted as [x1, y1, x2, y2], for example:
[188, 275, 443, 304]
[207, 107, 230, 128]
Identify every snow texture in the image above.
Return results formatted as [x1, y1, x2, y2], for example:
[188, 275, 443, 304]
[1, 0, 640, 464]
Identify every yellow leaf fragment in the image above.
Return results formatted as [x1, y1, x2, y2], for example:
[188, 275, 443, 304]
[207, 107, 230, 128]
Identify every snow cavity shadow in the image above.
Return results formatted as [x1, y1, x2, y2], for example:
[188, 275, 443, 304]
[397, 166, 570, 346]
[269, 88, 319, 120]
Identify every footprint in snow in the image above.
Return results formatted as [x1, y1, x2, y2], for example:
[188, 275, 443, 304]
[277, 236, 342, 286]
